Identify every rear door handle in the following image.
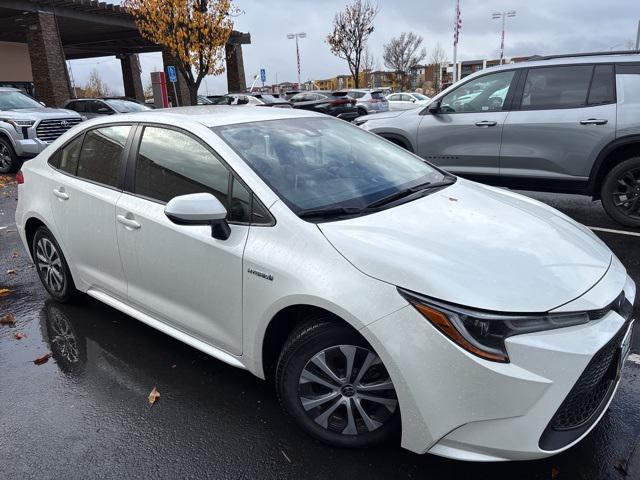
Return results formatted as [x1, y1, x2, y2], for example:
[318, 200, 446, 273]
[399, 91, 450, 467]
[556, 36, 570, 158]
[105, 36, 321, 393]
[580, 118, 608, 125]
[475, 120, 497, 127]
[53, 187, 69, 200]
[117, 214, 141, 229]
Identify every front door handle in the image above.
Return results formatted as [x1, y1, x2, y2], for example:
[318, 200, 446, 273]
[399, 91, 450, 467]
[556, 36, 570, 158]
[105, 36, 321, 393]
[117, 214, 141, 229]
[53, 187, 69, 200]
[580, 118, 608, 125]
[475, 120, 497, 127]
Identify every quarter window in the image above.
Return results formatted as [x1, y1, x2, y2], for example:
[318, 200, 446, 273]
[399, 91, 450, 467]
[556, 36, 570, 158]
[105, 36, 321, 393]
[49, 134, 83, 174]
[587, 65, 615, 105]
[441, 70, 515, 113]
[134, 126, 230, 205]
[77, 125, 130, 188]
[521, 66, 592, 109]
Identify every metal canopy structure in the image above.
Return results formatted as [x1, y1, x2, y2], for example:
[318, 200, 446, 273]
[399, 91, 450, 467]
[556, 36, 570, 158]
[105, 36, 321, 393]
[0, 0, 250, 59]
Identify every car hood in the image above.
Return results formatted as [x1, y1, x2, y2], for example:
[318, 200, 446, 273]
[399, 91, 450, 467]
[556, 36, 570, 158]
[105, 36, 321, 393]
[318, 179, 612, 312]
[360, 110, 408, 121]
[0, 108, 80, 119]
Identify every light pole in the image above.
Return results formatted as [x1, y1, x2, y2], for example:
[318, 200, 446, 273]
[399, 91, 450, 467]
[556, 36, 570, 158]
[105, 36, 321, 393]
[287, 32, 306, 89]
[492, 11, 516, 65]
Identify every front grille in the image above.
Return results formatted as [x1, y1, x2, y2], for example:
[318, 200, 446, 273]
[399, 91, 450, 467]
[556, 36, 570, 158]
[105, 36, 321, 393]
[36, 118, 82, 143]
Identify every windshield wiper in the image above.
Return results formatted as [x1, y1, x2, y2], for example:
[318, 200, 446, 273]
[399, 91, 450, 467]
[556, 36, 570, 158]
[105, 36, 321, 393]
[297, 206, 371, 219]
[366, 177, 456, 209]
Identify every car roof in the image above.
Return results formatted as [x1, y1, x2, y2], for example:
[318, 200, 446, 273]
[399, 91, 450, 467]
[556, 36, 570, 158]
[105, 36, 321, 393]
[77, 105, 322, 129]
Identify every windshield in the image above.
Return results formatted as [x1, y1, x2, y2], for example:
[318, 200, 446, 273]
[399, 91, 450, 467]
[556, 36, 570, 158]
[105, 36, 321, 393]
[412, 93, 429, 100]
[214, 117, 447, 213]
[0, 90, 43, 109]
[105, 99, 150, 112]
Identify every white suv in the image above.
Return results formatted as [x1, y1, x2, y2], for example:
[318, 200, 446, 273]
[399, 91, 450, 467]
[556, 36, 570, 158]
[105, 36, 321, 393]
[15, 106, 635, 461]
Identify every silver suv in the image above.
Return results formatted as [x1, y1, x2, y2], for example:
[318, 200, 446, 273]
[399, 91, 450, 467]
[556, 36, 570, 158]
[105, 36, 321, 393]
[0, 87, 82, 173]
[356, 53, 640, 227]
[346, 89, 389, 116]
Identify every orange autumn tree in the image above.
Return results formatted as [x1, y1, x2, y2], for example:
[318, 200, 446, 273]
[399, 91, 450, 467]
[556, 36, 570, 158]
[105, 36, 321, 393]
[123, 0, 238, 105]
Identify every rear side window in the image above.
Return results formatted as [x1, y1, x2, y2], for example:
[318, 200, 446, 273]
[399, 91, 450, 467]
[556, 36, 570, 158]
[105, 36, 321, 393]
[588, 65, 615, 105]
[49, 134, 83, 174]
[134, 126, 230, 205]
[371, 91, 385, 99]
[77, 125, 130, 188]
[521, 66, 593, 109]
[349, 91, 365, 99]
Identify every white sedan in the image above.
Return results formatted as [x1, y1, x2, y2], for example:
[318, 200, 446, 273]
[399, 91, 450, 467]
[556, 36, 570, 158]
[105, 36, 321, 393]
[15, 106, 635, 461]
[386, 92, 431, 110]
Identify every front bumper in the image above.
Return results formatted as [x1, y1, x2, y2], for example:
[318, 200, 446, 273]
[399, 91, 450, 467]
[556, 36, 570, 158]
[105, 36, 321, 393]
[13, 137, 50, 157]
[361, 263, 636, 461]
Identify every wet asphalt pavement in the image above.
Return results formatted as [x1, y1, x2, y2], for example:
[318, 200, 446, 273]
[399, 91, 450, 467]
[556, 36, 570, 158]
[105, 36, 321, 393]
[1, 175, 639, 480]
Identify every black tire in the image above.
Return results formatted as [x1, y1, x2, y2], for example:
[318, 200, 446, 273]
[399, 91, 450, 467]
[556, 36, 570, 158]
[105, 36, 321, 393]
[600, 156, 640, 228]
[42, 301, 87, 375]
[0, 136, 20, 174]
[357, 108, 368, 117]
[32, 226, 79, 303]
[276, 318, 400, 449]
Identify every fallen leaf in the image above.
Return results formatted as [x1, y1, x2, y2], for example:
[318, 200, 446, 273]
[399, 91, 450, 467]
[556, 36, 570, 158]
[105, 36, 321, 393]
[148, 387, 160, 405]
[0, 313, 16, 326]
[11, 251, 19, 258]
[6, 269, 16, 275]
[551, 466, 560, 479]
[33, 352, 51, 365]
[448, 197, 458, 202]
[13, 331, 25, 340]
[0, 288, 12, 297]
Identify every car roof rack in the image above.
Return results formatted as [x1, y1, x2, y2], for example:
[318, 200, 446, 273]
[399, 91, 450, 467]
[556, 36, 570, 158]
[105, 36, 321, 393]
[527, 50, 640, 61]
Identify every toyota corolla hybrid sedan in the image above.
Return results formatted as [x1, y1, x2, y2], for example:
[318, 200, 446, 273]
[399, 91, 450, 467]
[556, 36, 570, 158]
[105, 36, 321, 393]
[15, 106, 635, 461]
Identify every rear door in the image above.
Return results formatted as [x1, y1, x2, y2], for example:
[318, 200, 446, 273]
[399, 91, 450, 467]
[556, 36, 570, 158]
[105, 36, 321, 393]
[47, 124, 133, 299]
[500, 64, 617, 185]
[416, 69, 516, 177]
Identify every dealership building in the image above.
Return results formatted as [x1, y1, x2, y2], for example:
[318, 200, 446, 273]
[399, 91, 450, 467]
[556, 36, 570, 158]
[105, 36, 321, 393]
[0, 0, 250, 106]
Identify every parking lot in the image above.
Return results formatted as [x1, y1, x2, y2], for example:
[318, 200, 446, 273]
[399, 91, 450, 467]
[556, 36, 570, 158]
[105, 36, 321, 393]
[1, 174, 639, 480]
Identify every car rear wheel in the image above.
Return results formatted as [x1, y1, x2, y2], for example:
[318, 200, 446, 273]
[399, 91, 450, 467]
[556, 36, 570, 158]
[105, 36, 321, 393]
[601, 156, 640, 227]
[276, 318, 400, 448]
[0, 137, 19, 174]
[32, 227, 78, 303]
[357, 107, 368, 117]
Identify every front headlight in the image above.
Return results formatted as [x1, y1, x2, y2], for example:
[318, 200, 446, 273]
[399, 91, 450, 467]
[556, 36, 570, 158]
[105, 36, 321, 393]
[399, 288, 590, 363]
[0, 118, 35, 132]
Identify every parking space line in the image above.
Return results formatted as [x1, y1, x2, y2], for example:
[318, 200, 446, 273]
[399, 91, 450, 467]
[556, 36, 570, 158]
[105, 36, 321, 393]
[587, 226, 640, 237]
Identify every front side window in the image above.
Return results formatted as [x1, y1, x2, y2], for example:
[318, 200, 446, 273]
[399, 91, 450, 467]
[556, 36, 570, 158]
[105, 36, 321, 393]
[441, 70, 515, 113]
[49, 134, 83, 174]
[134, 126, 230, 205]
[215, 117, 447, 214]
[521, 65, 592, 109]
[77, 125, 130, 188]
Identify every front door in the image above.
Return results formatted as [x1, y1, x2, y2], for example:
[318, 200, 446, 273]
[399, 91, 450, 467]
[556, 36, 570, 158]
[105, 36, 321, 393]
[416, 69, 516, 178]
[115, 125, 248, 355]
[47, 125, 132, 298]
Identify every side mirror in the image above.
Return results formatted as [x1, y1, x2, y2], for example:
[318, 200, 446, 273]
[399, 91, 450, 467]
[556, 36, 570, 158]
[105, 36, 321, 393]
[428, 100, 441, 114]
[411, 98, 416, 103]
[97, 107, 112, 114]
[164, 193, 230, 240]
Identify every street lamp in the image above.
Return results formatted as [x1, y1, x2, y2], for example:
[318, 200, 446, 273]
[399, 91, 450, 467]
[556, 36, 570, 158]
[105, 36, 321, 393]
[492, 11, 516, 65]
[287, 32, 306, 89]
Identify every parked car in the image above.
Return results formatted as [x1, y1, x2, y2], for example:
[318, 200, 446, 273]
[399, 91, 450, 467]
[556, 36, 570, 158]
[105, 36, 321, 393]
[357, 53, 640, 227]
[289, 91, 359, 121]
[197, 95, 214, 105]
[346, 89, 389, 116]
[214, 93, 292, 108]
[15, 106, 636, 461]
[0, 87, 83, 173]
[386, 92, 431, 110]
[64, 97, 151, 118]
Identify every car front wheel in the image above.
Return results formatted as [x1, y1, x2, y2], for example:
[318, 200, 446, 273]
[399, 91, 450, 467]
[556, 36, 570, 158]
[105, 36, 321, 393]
[601, 156, 640, 227]
[0, 137, 19, 173]
[276, 319, 400, 448]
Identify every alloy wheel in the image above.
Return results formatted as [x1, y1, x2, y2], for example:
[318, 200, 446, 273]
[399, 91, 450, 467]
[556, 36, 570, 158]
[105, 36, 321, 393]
[298, 345, 397, 436]
[611, 166, 640, 221]
[49, 308, 80, 364]
[35, 237, 65, 293]
[0, 143, 11, 171]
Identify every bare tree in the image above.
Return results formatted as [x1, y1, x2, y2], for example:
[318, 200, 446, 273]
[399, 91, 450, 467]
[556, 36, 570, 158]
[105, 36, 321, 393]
[428, 42, 447, 94]
[383, 32, 426, 90]
[361, 47, 377, 87]
[327, 0, 378, 88]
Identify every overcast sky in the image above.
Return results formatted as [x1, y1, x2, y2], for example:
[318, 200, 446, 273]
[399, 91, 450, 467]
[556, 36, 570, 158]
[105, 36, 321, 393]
[68, 0, 639, 95]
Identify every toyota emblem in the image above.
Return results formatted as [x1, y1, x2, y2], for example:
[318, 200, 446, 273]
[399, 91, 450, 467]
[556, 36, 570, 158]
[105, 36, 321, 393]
[60, 120, 69, 128]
